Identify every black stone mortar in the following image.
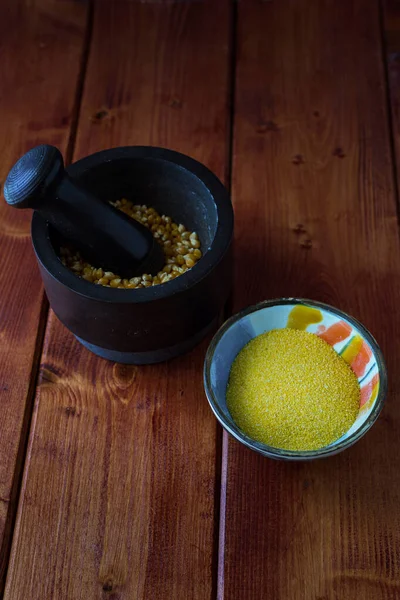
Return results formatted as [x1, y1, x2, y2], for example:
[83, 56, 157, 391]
[31, 147, 234, 364]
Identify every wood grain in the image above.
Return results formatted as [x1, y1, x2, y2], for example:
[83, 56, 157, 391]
[222, 1, 400, 599]
[383, 0, 400, 201]
[4, 2, 231, 598]
[0, 0, 88, 590]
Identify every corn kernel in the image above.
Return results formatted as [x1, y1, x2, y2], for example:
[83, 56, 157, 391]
[110, 278, 121, 287]
[185, 255, 195, 268]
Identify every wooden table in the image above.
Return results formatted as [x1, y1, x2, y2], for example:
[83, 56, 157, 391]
[1, 1, 400, 598]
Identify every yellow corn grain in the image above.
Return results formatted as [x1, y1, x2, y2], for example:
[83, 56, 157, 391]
[227, 329, 360, 452]
[110, 278, 121, 288]
[61, 200, 202, 289]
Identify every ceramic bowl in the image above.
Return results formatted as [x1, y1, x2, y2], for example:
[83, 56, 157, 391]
[204, 298, 387, 460]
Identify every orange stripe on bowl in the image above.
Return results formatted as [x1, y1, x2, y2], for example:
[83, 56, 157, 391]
[351, 340, 372, 378]
[360, 374, 379, 407]
[318, 321, 352, 346]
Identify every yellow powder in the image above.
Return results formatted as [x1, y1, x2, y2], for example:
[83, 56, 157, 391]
[226, 328, 360, 451]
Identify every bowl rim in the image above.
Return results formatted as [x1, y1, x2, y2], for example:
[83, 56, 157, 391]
[31, 146, 233, 304]
[203, 297, 388, 461]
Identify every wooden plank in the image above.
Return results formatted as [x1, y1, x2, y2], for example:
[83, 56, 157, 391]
[222, 1, 400, 599]
[0, 0, 88, 591]
[383, 0, 400, 197]
[4, 1, 231, 598]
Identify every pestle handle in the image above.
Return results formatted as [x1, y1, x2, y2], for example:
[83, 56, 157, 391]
[4, 145, 164, 278]
[3, 145, 64, 210]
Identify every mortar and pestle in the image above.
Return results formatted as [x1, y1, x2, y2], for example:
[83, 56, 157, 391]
[4, 145, 233, 364]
